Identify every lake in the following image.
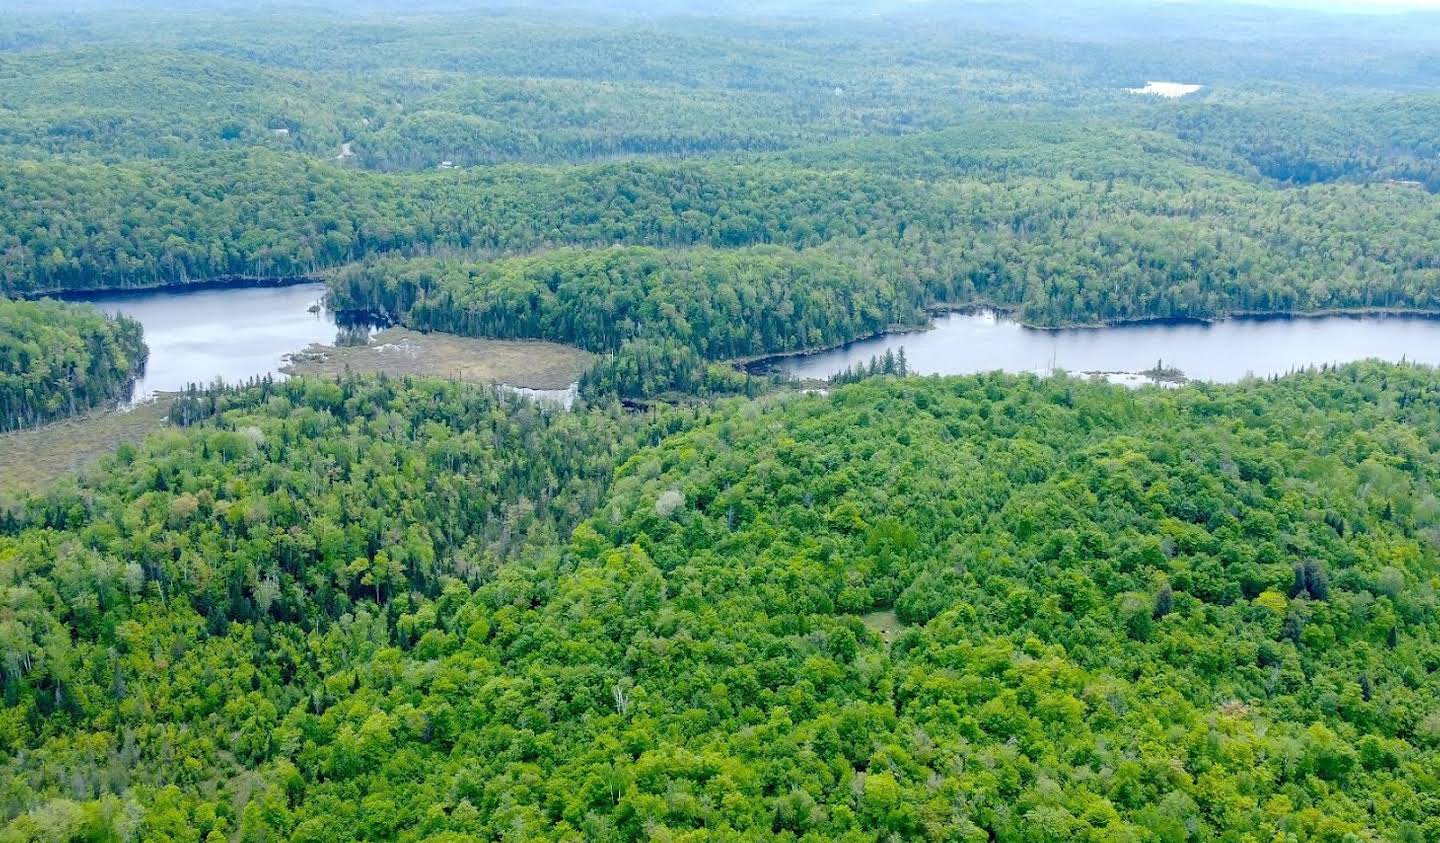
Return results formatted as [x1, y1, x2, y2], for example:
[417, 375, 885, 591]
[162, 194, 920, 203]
[85, 284, 1440, 400]
[88, 283, 340, 402]
[759, 310, 1440, 384]
[1128, 81, 1203, 97]
[84, 283, 582, 405]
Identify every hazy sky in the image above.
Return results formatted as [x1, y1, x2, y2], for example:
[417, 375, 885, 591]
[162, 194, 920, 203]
[1262, 0, 1440, 8]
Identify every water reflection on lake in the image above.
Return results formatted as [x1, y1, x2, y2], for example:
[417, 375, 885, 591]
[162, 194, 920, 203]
[84, 283, 1440, 403]
[87, 283, 340, 402]
[764, 310, 1440, 384]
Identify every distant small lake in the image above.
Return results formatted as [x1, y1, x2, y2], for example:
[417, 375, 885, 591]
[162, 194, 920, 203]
[1128, 81, 1203, 98]
[760, 310, 1440, 384]
[88, 283, 341, 402]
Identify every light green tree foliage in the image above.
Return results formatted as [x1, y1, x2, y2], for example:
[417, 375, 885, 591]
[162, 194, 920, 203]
[0, 298, 146, 430]
[3, 364, 1439, 840]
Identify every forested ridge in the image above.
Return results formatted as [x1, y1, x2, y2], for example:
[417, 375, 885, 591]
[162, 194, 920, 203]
[3, 5, 1438, 172]
[9, 140, 1439, 343]
[0, 298, 146, 431]
[3, 365, 1440, 840]
[3, 2, 1440, 340]
[7, 137, 1440, 326]
[315, 166, 1440, 396]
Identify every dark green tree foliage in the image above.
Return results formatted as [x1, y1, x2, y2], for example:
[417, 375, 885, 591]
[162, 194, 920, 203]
[8, 143, 1440, 330]
[577, 341, 772, 401]
[830, 348, 910, 385]
[0, 152, 908, 294]
[7, 5, 1440, 837]
[1154, 93, 1440, 189]
[331, 247, 910, 398]
[0, 13, 1110, 168]
[3, 4, 1439, 174]
[330, 248, 906, 357]
[0, 298, 146, 431]
[3, 364, 1440, 840]
[3, 2, 1440, 342]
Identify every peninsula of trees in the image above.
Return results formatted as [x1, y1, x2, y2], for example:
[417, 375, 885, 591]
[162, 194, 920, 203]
[0, 298, 146, 431]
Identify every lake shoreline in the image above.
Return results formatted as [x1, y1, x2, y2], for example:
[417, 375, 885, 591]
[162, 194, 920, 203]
[729, 318, 935, 369]
[747, 304, 1440, 383]
[743, 300, 1440, 374]
[28, 275, 1440, 386]
[19, 274, 322, 301]
[931, 301, 1440, 332]
[26, 275, 1440, 340]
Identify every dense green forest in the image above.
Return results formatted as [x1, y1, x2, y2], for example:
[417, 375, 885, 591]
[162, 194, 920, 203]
[0, 298, 146, 431]
[328, 248, 909, 398]
[5, 3, 1440, 840]
[2, 1, 1439, 336]
[313, 164, 1440, 395]
[6, 141, 1439, 331]
[4, 365, 1440, 840]
[2, 3, 1437, 171]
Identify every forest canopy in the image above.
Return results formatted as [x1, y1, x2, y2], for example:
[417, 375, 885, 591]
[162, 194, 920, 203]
[327, 247, 910, 398]
[1, 1, 1438, 338]
[4, 4, 1440, 841]
[0, 298, 146, 431]
[3, 365, 1440, 840]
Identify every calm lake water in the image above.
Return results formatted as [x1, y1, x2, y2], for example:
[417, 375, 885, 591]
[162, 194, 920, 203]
[85, 284, 1440, 401]
[1128, 81, 1203, 98]
[764, 310, 1440, 383]
[88, 283, 339, 402]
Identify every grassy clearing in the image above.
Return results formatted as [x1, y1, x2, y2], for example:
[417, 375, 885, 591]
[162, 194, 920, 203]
[0, 398, 171, 500]
[282, 328, 593, 390]
[861, 609, 905, 640]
